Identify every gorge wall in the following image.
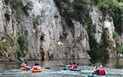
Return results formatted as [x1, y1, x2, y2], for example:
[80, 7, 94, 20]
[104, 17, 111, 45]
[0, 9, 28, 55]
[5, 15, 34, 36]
[0, 0, 121, 61]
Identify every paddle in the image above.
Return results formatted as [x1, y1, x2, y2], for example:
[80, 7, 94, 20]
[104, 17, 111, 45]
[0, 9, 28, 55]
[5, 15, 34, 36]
[60, 63, 69, 67]
[16, 57, 25, 64]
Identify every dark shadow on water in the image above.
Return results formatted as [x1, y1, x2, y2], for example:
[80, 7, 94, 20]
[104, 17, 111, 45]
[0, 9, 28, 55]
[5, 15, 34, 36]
[115, 57, 123, 69]
[90, 58, 123, 69]
[90, 58, 109, 66]
[115, 65, 123, 69]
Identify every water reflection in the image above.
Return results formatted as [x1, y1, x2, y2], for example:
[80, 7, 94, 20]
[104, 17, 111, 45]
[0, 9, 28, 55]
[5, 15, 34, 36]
[0, 61, 20, 73]
[90, 58, 123, 69]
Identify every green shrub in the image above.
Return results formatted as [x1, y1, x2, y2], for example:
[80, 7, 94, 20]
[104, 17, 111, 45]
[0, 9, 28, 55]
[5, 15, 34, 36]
[0, 42, 7, 51]
[113, 32, 119, 39]
[116, 45, 123, 53]
[89, 28, 110, 59]
[10, 0, 23, 9]
[89, 44, 109, 59]
[11, 0, 32, 16]
[16, 48, 22, 58]
[0, 34, 15, 53]
[17, 35, 28, 58]
[6, 34, 15, 46]
[21, 2, 33, 16]
[33, 15, 42, 27]
[102, 28, 113, 47]
[67, 8, 76, 20]
[21, 5, 30, 16]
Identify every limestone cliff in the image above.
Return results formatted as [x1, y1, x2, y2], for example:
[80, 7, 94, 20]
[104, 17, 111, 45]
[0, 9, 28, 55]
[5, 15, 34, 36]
[0, 0, 119, 61]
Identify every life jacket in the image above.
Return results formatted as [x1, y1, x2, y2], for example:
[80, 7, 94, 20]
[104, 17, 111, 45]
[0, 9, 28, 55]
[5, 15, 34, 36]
[94, 71, 98, 74]
[99, 68, 105, 75]
[73, 64, 77, 68]
[22, 63, 26, 68]
[68, 64, 72, 68]
[33, 66, 38, 70]
[94, 70, 99, 75]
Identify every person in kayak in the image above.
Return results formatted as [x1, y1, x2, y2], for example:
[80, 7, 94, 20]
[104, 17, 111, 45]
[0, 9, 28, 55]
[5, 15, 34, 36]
[99, 65, 105, 75]
[21, 62, 29, 68]
[72, 62, 77, 68]
[68, 63, 72, 68]
[93, 66, 99, 75]
[32, 63, 42, 70]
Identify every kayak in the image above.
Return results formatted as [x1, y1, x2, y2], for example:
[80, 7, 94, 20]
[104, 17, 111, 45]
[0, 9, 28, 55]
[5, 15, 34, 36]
[21, 67, 26, 70]
[21, 67, 30, 70]
[63, 67, 81, 71]
[88, 73, 107, 77]
[21, 66, 30, 70]
[32, 69, 42, 73]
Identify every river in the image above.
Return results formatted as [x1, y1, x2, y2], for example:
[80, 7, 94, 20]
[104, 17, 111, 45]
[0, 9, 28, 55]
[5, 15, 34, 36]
[0, 58, 123, 77]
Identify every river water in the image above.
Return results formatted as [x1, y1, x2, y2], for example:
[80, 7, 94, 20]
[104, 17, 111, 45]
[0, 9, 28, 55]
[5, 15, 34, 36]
[0, 58, 123, 77]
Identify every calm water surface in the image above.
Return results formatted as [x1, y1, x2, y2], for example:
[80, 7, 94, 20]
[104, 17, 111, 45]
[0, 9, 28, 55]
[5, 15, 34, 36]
[0, 58, 123, 77]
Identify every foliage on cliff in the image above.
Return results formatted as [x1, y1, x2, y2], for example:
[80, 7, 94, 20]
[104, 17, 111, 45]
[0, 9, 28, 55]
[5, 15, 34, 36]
[95, 0, 123, 34]
[1, 0, 123, 60]
[17, 35, 28, 59]
[55, 0, 91, 24]
[10, 0, 32, 16]
[95, 0, 123, 56]
[54, 0, 123, 59]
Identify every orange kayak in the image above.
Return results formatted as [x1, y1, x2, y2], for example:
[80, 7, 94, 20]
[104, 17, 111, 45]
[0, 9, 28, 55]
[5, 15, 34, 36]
[32, 69, 42, 73]
[21, 67, 27, 70]
[21, 67, 30, 70]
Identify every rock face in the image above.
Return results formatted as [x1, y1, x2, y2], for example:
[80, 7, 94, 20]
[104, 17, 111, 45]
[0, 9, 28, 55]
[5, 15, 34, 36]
[90, 6, 103, 44]
[90, 6, 116, 58]
[0, 0, 118, 61]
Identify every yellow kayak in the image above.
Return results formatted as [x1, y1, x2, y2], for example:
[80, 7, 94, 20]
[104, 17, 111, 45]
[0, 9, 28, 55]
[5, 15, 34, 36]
[21, 67, 26, 70]
[21, 67, 30, 70]
[32, 69, 42, 73]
